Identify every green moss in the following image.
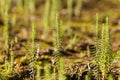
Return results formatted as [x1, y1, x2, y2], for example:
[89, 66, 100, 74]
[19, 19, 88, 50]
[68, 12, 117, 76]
[53, 6, 63, 80]
[95, 14, 112, 79]
[108, 74, 114, 80]
[44, 63, 51, 80]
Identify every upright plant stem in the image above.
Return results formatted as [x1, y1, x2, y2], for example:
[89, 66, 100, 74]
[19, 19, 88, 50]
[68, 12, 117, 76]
[95, 14, 111, 80]
[67, 0, 73, 20]
[17, 0, 23, 12]
[95, 13, 99, 67]
[43, 0, 50, 38]
[31, 22, 35, 54]
[10, 51, 14, 72]
[24, 0, 35, 23]
[74, 0, 83, 17]
[53, 10, 62, 80]
[3, 5, 9, 53]
[100, 23, 106, 79]
[51, 0, 57, 26]
[44, 63, 51, 80]
[36, 65, 41, 80]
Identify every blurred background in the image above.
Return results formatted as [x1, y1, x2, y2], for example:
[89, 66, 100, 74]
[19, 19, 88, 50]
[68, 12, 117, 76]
[0, 0, 120, 51]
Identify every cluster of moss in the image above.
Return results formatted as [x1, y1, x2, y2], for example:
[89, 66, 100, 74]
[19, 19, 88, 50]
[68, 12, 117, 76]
[0, 0, 120, 80]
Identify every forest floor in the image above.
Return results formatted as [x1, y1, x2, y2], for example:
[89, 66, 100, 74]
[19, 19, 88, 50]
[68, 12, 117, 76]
[0, 0, 120, 80]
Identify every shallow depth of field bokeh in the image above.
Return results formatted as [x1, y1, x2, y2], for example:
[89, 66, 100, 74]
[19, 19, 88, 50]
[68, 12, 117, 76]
[0, 0, 120, 80]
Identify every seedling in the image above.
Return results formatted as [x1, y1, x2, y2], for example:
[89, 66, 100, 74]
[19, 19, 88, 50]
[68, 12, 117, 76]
[95, 13, 112, 79]
[53, 10, 63, 80]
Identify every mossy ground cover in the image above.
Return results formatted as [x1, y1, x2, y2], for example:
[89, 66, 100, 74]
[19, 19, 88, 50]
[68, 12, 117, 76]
[0, 0, 120, 80]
